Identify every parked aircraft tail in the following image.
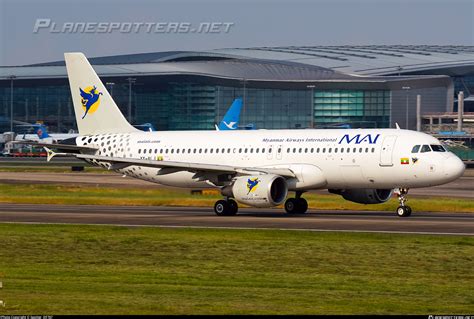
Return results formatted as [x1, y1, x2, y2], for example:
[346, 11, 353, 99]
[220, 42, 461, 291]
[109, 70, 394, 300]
[216, 98, 243, 131]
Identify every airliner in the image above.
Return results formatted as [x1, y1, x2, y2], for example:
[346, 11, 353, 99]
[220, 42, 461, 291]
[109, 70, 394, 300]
[41, 53, 465, 217]
[16, 123, 78, 143]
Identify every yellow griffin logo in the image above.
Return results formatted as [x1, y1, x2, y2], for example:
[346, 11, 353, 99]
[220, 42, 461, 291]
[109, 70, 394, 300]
[79, 86, 102, 119]
[246, 177, 260, 194]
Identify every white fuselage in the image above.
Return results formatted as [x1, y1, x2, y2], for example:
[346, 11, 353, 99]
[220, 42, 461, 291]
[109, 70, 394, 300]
[76, 128, 465, 190]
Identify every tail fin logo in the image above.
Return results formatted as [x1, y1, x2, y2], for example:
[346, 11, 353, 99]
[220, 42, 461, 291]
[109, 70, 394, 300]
[223, 121, 237, 130]
[79, 86, 102, 119]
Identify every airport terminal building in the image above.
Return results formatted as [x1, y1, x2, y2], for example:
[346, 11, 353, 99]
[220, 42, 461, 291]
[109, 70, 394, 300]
[0, 45, 473, 133]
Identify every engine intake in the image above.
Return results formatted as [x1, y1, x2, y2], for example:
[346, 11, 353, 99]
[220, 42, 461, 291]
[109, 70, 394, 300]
[329, 189, 393, 204]
[227, 175, 288, 208]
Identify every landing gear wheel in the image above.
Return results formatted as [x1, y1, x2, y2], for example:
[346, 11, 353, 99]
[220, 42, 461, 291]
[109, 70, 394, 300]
[397, 205, 412, 217]
[214, 200, 229, 216]
[227, 199, 238, 216]
[214, 199, 238, 216]
[298, 198, 308, 214]
[396, 188, 412, 217]
[285, 198, 308, 214]
[285, 198, 298, 214]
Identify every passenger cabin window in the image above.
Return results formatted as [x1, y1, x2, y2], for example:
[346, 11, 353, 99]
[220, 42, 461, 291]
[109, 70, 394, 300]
[421, 145, 432, 153]
[431, 144, 446, 152]
[411, 145, 421, 153]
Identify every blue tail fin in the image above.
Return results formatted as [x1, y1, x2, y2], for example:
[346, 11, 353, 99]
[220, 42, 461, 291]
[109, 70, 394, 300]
[32, 124, 50, 139]
[217, 98, 242, 131]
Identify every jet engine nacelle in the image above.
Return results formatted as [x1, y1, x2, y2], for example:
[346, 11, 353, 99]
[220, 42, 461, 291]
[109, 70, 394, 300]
[228, 174, 288, 208]
[329, 188, 393, 204]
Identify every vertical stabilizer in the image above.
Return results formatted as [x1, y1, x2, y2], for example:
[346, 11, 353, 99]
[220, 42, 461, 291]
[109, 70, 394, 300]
[64, 52, 138, 135]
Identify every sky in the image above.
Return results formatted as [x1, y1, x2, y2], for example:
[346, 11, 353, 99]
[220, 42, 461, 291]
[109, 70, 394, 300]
[0, 0, 473, 66]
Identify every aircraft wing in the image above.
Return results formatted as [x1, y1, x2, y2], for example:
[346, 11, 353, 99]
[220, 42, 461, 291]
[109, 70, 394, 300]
[76, 154, 296, 178]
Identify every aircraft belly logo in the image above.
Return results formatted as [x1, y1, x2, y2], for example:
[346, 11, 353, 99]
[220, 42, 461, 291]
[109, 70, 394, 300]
[80, 86, 102, 119]
[247, 178, 260, 194]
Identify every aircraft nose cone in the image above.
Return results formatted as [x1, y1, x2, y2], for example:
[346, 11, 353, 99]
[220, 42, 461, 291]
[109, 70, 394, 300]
[444, 155, 465, 181]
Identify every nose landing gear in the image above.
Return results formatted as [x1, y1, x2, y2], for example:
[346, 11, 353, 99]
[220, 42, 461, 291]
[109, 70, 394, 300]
[396, 188, 412, 217]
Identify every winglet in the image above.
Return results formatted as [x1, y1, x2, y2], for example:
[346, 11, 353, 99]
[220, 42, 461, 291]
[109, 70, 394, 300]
[44, 147, 67, 162]
[395, 123, 400, 129]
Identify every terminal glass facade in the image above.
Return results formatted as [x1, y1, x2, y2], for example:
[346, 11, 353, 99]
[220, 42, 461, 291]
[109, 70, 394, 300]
[314, 90, 390, 128]
[0, 79, 392, 133]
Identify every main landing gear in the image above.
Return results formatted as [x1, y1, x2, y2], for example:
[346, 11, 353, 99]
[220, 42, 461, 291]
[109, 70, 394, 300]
[396, 188, 412, 217]
[214, 198, 238, 216]
[284, 191, 308, 214]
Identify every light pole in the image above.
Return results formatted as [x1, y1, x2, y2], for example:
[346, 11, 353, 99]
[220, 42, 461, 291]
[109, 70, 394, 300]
[106, 82, 115, 98]
[9, 75, 16, 132]
[402, 86, 411, 129]
[242, 78, 247, 122]
[307, 85, 315, 128]
[126, 78, 136, 123]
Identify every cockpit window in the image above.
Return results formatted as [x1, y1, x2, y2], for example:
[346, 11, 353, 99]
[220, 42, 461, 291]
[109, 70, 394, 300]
[420, 145, 432, 153]
[411, 145, 420, 153]
[430, 144, 446, 152]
